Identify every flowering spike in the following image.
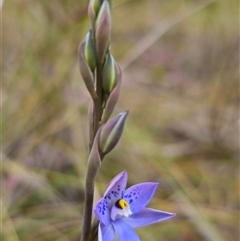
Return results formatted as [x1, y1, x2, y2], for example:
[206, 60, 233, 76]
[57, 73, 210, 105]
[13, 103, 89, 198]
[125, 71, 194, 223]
[78, 40, 98, 100]
[102, 65, 122, 123]
[102, 52, 118, 94]
[84, 30, 97, 72]
[99, 111, 128, 156]
[95, 0, 111, 64]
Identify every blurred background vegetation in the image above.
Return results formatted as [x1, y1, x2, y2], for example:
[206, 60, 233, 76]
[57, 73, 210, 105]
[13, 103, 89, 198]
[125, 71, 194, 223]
[2, 0, 239, 240]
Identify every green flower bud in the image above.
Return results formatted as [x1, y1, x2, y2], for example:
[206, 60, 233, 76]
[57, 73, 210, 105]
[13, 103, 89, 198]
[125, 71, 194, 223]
[78, 40, 97, 100]
[95, 0, 111, 64]
[83, 30, 97, 72]
[102, 52, 118, 94]
[99, 111, 128, 156]
[102, 65, 122, 123]
[88, 0, 101, 17]
[88, 0, 102, 32]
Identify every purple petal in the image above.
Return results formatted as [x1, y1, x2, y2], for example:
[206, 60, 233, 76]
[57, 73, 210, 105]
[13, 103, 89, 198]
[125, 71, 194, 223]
[103, 170, 128, 207]
[94, 197, 111, 226]
[123, 208, 176, 228]
[112, 218, 141, 241]
[98, 223, 115, 241]
[110, 203, 120, 221]
[123, 182, 158, 214]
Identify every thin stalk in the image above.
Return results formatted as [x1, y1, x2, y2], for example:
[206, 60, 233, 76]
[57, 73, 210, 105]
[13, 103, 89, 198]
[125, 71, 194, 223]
[81, 61, 103, 241]
[80, 173, 95, 241]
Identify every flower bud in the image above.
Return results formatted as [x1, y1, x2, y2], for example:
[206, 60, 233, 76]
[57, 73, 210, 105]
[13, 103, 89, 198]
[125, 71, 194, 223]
[102, 65, 122, 123]
[78, 39, 97, 100]
[95, 0, 111, 64]
[83, 30, 97, 72]
[99, 111, 128, 156]
[102, 52, 119, 94]
[88, 0, 102, 32]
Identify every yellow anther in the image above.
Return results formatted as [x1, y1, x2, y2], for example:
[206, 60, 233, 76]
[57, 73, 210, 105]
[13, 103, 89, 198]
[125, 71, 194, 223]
[113, 199, 132, 219]
[115, 199, 129, 210]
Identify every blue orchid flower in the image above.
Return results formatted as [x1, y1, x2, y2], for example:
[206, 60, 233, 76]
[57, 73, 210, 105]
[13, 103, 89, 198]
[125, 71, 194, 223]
[94, 170, 175, 241]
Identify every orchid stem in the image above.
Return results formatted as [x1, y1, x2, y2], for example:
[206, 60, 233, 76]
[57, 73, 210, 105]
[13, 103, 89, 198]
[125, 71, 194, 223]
[81, 61, 103, 241]
[80, 171, 95, 241]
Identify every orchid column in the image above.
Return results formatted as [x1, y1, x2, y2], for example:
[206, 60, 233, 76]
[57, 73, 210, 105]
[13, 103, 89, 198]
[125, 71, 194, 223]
[78, 1, 127, 241]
